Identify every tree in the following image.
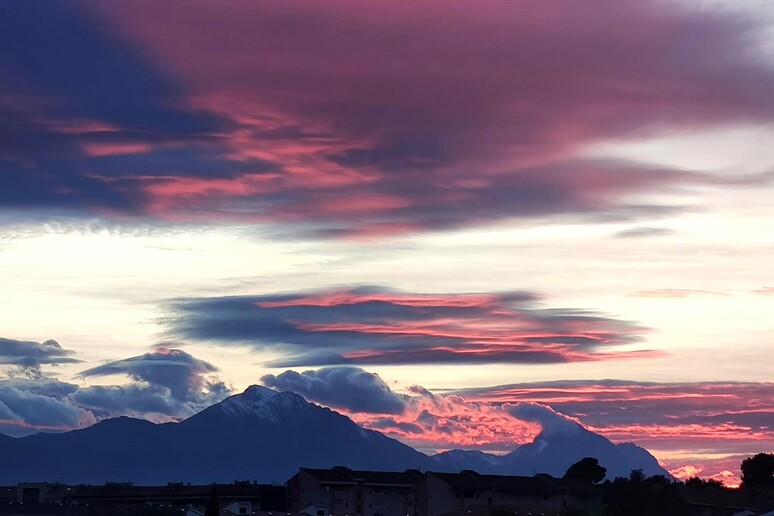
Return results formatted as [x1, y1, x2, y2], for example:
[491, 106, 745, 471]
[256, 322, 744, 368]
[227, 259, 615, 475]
[628, 469, 646, 483]
[602, 472, 687, 516]
[685, 477, 725, 490]
[564, 457, 607, 484]
[205, 484, 219, 516]
[741, 453, 774, 489]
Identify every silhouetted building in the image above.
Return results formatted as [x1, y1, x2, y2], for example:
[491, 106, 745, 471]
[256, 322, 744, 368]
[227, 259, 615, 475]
[287, 467, 422, 516]
[63, 481, 286, 510]
[287, 467, 601, 516]
[16, 483, 74, 504]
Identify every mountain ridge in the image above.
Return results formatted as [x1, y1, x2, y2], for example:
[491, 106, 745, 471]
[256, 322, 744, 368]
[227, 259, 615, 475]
[0, 385, 670, 484]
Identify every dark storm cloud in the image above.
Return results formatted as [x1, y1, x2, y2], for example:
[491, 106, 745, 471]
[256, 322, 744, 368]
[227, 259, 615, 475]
[0, 2, 773, 235]
[261, 367, 409, 414]
[167, 286, 654, 367]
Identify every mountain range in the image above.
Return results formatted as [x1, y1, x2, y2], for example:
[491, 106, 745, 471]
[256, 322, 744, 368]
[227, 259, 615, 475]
[0, 385, 669, 484]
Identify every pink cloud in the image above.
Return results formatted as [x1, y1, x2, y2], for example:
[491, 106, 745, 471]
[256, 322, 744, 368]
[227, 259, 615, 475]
[215, 286, 651, 365]
[350, 391, 545, 453]
[81, 142, 156, 157]
[67, 0, 774, 234]
[671, 465, 702, 481]
[452, 380, 774, 485]
[42, 118, 122, 135]
[257, 291, 499, 309]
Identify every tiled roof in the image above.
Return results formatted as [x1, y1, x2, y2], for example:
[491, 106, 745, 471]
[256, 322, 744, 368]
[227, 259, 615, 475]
[65, 482, 268, 502]
[299, 468, 357, 484]
[437, 503, 565, 516]
[428, 471, 560, 494]
[300, 467, 420, 486]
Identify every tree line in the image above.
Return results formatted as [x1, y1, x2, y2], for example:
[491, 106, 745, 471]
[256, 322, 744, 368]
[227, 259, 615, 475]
[560, 452, 774, 516]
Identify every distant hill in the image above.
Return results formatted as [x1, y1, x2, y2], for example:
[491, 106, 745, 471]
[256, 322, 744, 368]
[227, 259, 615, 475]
[498, 424, 667, 480]
[0, 385, 669, 484]
[429, 424, 667, 480]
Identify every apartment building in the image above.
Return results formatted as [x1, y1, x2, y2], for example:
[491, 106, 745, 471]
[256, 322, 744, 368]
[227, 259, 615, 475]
[287, 467, 600, 516]
[287, 467, 422, 516]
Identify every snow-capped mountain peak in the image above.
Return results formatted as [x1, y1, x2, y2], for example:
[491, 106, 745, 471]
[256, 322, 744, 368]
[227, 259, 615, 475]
[215, 385, 318, 424]
[243, 384, 279, 400]
[218, 385, 278, 416]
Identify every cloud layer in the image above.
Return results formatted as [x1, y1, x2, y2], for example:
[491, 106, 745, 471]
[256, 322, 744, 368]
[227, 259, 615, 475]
[253, 366, 773, 484]
[258, 366, 581, 453]
[0, 337, 80, 375]
[1, 2, 773, 236]
[452, 379, 774, 484]
[0, 344, 231, 436]
[168, 286, 654, 367]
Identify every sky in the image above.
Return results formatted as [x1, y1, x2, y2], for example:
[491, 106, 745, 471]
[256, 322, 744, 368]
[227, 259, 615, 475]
[1, 0, 773, 486]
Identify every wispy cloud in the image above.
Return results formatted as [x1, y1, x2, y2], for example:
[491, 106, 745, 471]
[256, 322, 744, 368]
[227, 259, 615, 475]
[630, 289, 729, 298]
[450, 379, 774, 464]
[613, 227, 674, 239]
[167, 286, 655, 367]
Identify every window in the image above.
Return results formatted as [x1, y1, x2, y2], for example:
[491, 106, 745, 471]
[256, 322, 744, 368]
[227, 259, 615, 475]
[373, 500, 384, 507]
[335, 498, 345, 506]
[373, 487, 384, 494]
[317, 511, 325, 516]
[374, 512, 383, 516]
[407, 501, 414, 508]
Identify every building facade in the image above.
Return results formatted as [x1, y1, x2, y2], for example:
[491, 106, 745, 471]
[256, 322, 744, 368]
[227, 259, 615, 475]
[287, 467, 600, 516]
[287, 467, 422, 516]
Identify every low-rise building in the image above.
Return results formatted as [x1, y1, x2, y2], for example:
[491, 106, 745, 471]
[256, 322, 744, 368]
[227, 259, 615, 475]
[64, 481, 286, 510]
[287, 467, 422, 516]
[287, 468, 601, 516]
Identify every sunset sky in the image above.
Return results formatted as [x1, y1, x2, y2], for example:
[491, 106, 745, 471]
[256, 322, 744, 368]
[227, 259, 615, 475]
[1, 0, 773, 486]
